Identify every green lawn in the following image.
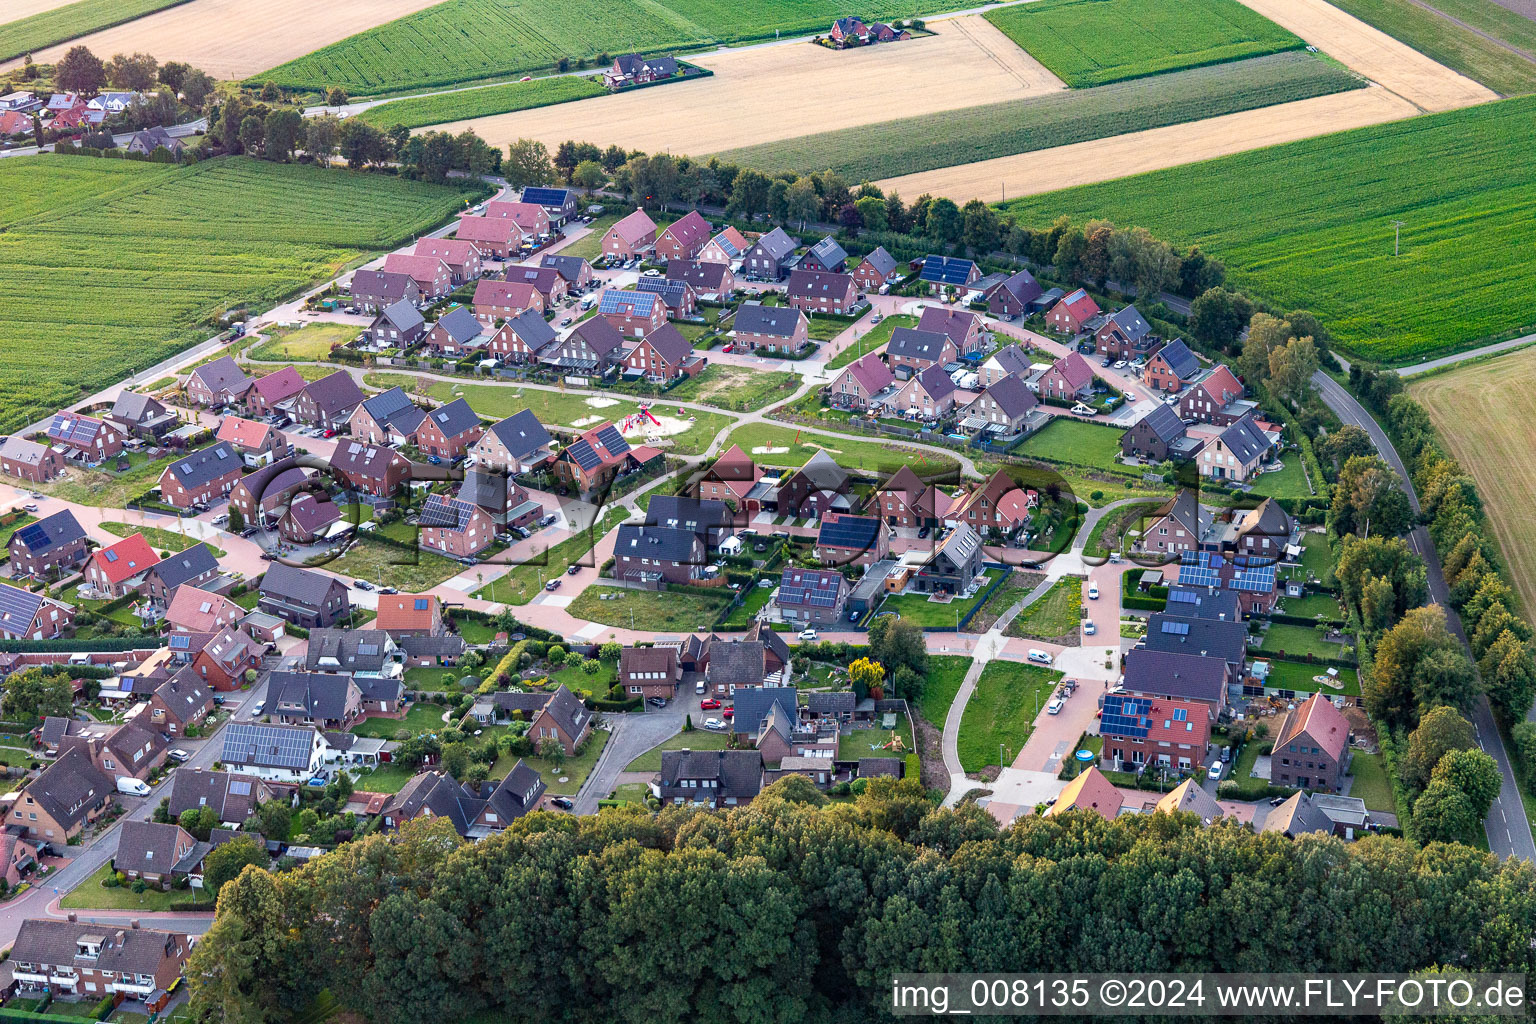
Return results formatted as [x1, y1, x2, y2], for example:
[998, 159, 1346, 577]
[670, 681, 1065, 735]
[723, 422, 959, 476]
[611, 782, 652, 804]
[1017, 417, 1125, 469]
[825, 314, 916, 371]
[719, 585, 774, 629]
[963, 571, 1039, 633]
[661, 365, 800, 412]
[473, 506, 629, 605]
[449, 610, 499, 644]
[404, 665, 466, 691]
[1082, 500, 1162, 557]
[100, 522, 225, 558]
[1278, 592, 1344, 622]
[984, 0, 1302, 87]
[957, 662, 1061, 772]
[1347, 750, 1397, 816]
[1258, 658, 1361, 697]
[566, 584, 731, 633]
[1298, 532, 1333, 584]
[1005, 577, 1083, 640]
[515, 728, 609, 795]
[350, 762, 422, 793]
[915, 655, 973, 728]
[1245, 451, 1311, 498]
[60, 863, 214, 911]
[1258, 623, 1345, 660]
[880, 585, 992, 629]
[248, 322, 359, 362]
[625, 729, 725, 772]
[356, 74, 608, 129]
[806, 315, 855, 342]
[838, 722, 915, 762]
[349, 703, 450, 738]
[29, 451, 182, 509]
[325, 519, 463, 592]
[551, 656, 618, 691]
[557, 213, 623, 261]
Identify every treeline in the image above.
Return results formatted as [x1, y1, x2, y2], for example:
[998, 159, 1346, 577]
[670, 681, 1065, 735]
[8, 46, 216, 146]
[183, 783, 1536, 1024]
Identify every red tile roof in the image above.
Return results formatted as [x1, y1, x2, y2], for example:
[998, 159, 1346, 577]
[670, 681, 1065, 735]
[1055, 288, 1100, 322]
[382, 253, 448, 284]
[414, 238, 480, 266]
[1274, 692, 1350, 762]
[659, 210, 711, 249]
[456, 215, 523, 245]
[1045, 765, 1122, 820]
[91, 533, 160, 585]
[473, 279, 541, 309]
[607, 208, 657, 246]
[1053, 352, 1096, 391]
[376, 594, 439, 632]
[216, 417, 272, 450]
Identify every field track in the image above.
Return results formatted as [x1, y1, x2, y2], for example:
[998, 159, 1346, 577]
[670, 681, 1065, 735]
[432, 16, 1064, 153]
[1409, 348, 1536, 615]
[0, 0, 442, 79]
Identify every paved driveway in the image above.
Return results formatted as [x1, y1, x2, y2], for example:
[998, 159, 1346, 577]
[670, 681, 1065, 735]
[571, 704, 685, 814]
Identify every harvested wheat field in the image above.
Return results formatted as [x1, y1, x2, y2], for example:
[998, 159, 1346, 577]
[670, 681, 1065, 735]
[876, 84, 1419, 201]
[433, 16, 1064, 154]
[1, 0, 83, 23]
[0, 0, 443, 80]
[1409, 347, 1536, 614]
[1235, 0, 1496, 110]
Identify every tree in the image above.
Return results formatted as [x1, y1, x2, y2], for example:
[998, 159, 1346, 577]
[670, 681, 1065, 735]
[305, 114, 340, 165]
[238, 114, 265, 155]
[180, 804, 218, 841]
[867, 615, 927, 678]
[837, 202, 861, 234]
[960, 199, 1001, 254]
[1177, 245, 1224, 296]
[337, 118, 389, 169]
[504, 138, 555, 188]
[181, 68, 215, 110]
[0, 668, 73, 723]
[158, 60, 190, 92]
[1330, 455, 1414, 540]
[1188, 286, 1254, 352]
[600, 143, 627, 170]
[106, 51, 158, 91]
[538, 735, 565, 769]
[785, 177, 820, 230]
[1237, 312, 1291, 386]
[153, 797, 171, 823]
[263, 108, 304, 162]
[1431, 747, 1500, 819]
[926, 198, 962, 243]
[1267, 335, 1319, 407]
[1334, 534, 1426, 632]
[849, 658, 884, 695]
[854, 195, 887, 233]
[1367, 605, 1458, 730]
[1317, 425, 1374, 470]
[1410, 646, 1478, 718]
[727, 168, 771, 221]
[257, 801, 291, 841]
[571, 159, 605, 188]
[326, 86, 349, 106]
[259, 81, 281, 102]
[1480, 630, 1536, 721]
[1402, 705, 1476, 792]
[884, 191, 910, 234]
[1053, 225, 1087, 283]
[1412, 777, 1477, 844]
[55, 46, 106, 96]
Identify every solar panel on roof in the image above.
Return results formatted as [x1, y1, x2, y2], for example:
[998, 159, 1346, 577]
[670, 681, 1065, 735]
[229, 780, 251, 796]
[418, 496, 466, 528]
[13, 522, 50, 550]
[1161, 621, 1189, 636]
[414, 597, 428, 610]
[104, 550, 118, 563]
[595, 425, 629, 456]
[568, 439, 602, 471]
[522, 187, 566, 206]
[357, 643, 378, 656]
[169, 635, 190, 649]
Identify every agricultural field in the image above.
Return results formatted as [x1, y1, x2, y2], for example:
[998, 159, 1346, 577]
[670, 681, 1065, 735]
[257, 0, 983, 95]
[0, 157, 478, 435]
[715, 52, 1360, 181]
[997, 95, 1536, 363]
[1410, 346, 1536, 615]
[983, 0, 1302, 87]
[355, 74, 608, 130]
[1327, 0, 1536, 96]
[0, 0, 187, 62]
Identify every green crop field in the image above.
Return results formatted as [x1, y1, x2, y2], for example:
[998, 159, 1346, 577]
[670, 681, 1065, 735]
[997, 96, 1536, 364]
[0, 156, 479, 434]
[983, 0, 1302, 88]
[256, 0, 980, 95]
[1328, 0, 1536, 97]
[355, 74, 608, 130]
[716, 52, 1360, 180]
[0, 0, 191, 63]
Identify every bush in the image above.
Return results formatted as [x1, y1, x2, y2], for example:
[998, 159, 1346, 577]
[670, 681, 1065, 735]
[92, 995, 114, 1020]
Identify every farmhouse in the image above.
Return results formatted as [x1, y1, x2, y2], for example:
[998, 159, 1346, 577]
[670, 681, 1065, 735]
[156, 443, 242, 510]
[598, 289, 668, 337]
[601, 209, 658, 258]
[734, 303, 808, 354]
[654, 210, 712, 261]
[1046, 288, 1101, 334]
[786, 269, 857, 315]
[487, 308, 559, 365]
[0, 437, 64, 484]
[851, 246, 900, 290]
[349, 269, 420, 312]
[830, 16, 870, 45]
[472, 279, 543, 324]
[454, 214, 523, 259]
[743, 227, 797, 281]
[1145, 337, 1201, 393]
[413, 238, 483, 285]
[604, 53, 679, 88]
[349, 387, 427, 446]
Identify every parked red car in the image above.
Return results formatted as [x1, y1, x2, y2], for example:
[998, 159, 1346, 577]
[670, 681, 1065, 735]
[722, 708, 734, 719]
[699, 698, 721, 710]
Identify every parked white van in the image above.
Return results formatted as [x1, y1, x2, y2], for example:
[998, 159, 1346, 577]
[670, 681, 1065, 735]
[1027, 649, 1053, 666]
[116, 777, 151, 797]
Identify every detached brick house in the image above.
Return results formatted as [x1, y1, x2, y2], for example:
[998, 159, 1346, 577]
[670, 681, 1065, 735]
[654, 210, 711, 261]
[601, 208, 658, 258]
[7, 509, 88, 578]
[776, 568, 847, 626]
[1038, 352, 1096, 403]
[228, 457, 308, 524]
[422, 306, 486, 357]
[413, 237, 483, 286]
[1198, 415, 1274, 485]
[890, 363, 958, 420]
[375, 594, 445, 638]
[851, 246, 900, 291]
[598, 289, 667, 337]
[291, 371, 365, 431]
[742, 227, 797, 281]
[9, 919, 191, 1001]
[884, 326, 955, 377]
[349, 387, 428, 447]
[1121, 402, 1190, 463]
[190, 625, 264, 690]
[186, 356, 252, 408]
[917, 306, 983, 357]
[800, 236, 848, 273]
[330, 440, 412, 497]
[157, 443, 242, 510]
[0, 589, 74, 641]
[620, 646, 681, 699]
[540, 253, 595, 290]
[46, 411, 123, 465]
[1272, 693, 1351, 792]
[1093, 305, 1158, 362]
[1145, 338, 1201, 393]
[503, 264, 569, 306]
[470, 410, 553, 474]
[246, 366, 307, 418]
[1099, 695, 1211, 773]
[948, 470, 1034, 539]
[164, 586, 241, 634]
[487, 309, 559, 365]
[258, 563, 350, 629]
[9, 748, 112, 842]
[697, 227, 748, 265]
[734, 303, 808, 354]
[529, 685, 592, 757]
[382, 253, 453, 300]
[613, 524, 704, 586]
[113, 820, 198, 888]
[1177, 364, 1246, 424]
[472, 279, 543, 324]
[417, 398, 484, 459]
[484, 199, 551, 236]
[873, 465, 939, 529]
[0, 438, 63, 484]
[1046, 288, 1101, 334]
[786, 269, 857, 315]
[666, 259, 734, 301]
[959, 374, 1038, 435]
[216, 416, 286, 466]
[83, 533, 159, 598]
[815, 513, 890, 569]
[141, 543, 221, 607]
[984, 268, 1044, 317]
[624, 323, 694, 383]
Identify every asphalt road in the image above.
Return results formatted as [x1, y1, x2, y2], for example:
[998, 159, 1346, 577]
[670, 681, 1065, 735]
[1311, 370, 1536, 862]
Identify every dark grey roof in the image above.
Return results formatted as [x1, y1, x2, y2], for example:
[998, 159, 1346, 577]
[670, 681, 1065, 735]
[433, 306, 483, 345]
[1142, 613, 1247, 667]
[806, 236, 847, 268]
[506, 308, 559, 353]
[643, 322, 692, 367]
[805, 691, 855, 714]
[1240, 497, 1294, 542]
[221, 722, 318, 771]
[11, 919, 187, 976]
[539, 253, 590, 283]
[484, 690, 557, 715]
[382, 771, 473, 836]
[707, 640, 768, 687]
[425, 397, 482, 439]
[749, 227, 797, 262]
[913, 363, 956, 403]
[110, 391, 170, 426]
[305, 628, 395, 672]
[399, 634, 466, 660]
[301, 370, 365, 417]
[486, 409, 552, 460]
[357, 675, 404, 704]
[1154, 489, 1201, 534]
[27, 747, 111, 830]
[259, 562, 345, 609]
[191, 356, 249, 396]
[979, 374, 1037, 419]
[152, 672, 212, 723]
[149, 542, 219, 590]
[990, 268, 1043, 305]
[481, 758, 544, 821]
[667, 260, 729, 291]
[1262, 791, 1334, 838]
[1133, 402, 1187, 444]
[1164, 585, 1243, 621]
[38, 716, 72, 750]
[745, 620, 791, 667]
[539, 684, 590, 740]
[661, 748, 763, 801]
[1107, 304, 1150, 342]
[647, 495, 731, 541]
[986, 345, 1034, 378]
[351, 269, 415, 301]
[1122, 647, 1226, 704]
[886, 326, 952, 361]
[164, 444, 239, 489]
[859, 246, 898, 278]
[0, 583, 48, 633]
[1219, 415, 1272, 465]
[857, 757, 903, 778]
[457, 467, 513, 512]
[166, 769, 268, 821]
[635, 276, 692, 308]
[377, 298, 425, 335]
[1154, 338, 1200, 379]
[331, 439, 405, 480]
[794, 449, 849, 492]
[733, 303, 803, 338]
[268, 671, 358, 722]
[358, 386, 427, 436]
[615, 523, 703, 565]
[115, 820, 191, 876]
[818, 513, 881, 551]
[570, 315, 625, 357]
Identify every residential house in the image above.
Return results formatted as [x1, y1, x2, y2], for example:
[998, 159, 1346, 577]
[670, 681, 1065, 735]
[375, 594, 445, 638]
[305, 629, 403, 678]
[257, 562, 350, 629]
[539, 253, 594, 290]
[777, 450, 851, 519]
[471, 279, 543, 325]
[7, 510, 88, 579]
[919, 255, 980, 293]
[0, 829, 40, 890]
[1176, 550, 1278, 617]
[873, 465, 940, 529]
[1261, 790, 1337, 838]
[1141, 612, 1248, 690]
[0, 91, 39, 111]
[417, 397, 484, 459]
[1145, 338, 1201, 393]
[522, 186, 579, 226]
[541, 314, 626, 373]
[696, 227, 748, 265]
[984, 268, 1044, 317]
[1139, 490, 1207, 556]
[291, 371, 365, 431]
[0, 588, 73, 641]
[554, 422, 655, 497]
[1177, 364, 1246, 424]
[246, 366, 307, 418]
[422, 306, 486, 358]
[1092, 305, 1158, 362]
[695, 444, 764, 519]
[786, 269, 857, 315]
[278, 493, 342, 544]
[487, 308, 559, 365]
[156, 443, 242, 510]
[454, 214, 523, 260]
[1042, 765, 1122, 821]
[891, 363, 958, 420]
[734, 686, 799, 743]
[1225, 498, 1296, 560]
[1121, 646, 1228, 722]
[268, 671, 362, 729]
[1164, 585, 1243, 622]
[949, 470, 1034, 540]
[666, 258, 734, 301]
[816, 513, 890, 569]
[884, 326, 956, 376]
[365, 299, 427, 349]
[220, 723, 326, 783]
[1099, 693, 1213, 774]
[1121, 402, 1192, 463]
[146, 671, 213, 736]
[646, 495, 733, 552]
[776, 568, 847, 626]
[657, 749, 763, 806]
[529, 685, 591, 757]
[46, 411, 123, 465]
[503, 264, 569, 306]
[1046, 288, 1101, 334]
[0, 438, 63, 484]
[624, 322, 694, 382]
[598, 289, 667, 337]
[140, 543, 220, 607]
[1038, 352, 1096, 403]
[483, 199, 551, 236]
[742, 227, 797, 281]
[911, 522, 983, 594]
[214, 416, 284, 467]
[349, 269, 420, 313]
[1271, 693, 1351, 792]
[379, 763, 544, 838]
[917, 306, 983, 357]
[381, 253, 452, 299]
[9, 748, 111, 842]
[185, 356, 251, 408]
[1198, 415, 1275, 484]
[329, 441, 412, 498]
[8, 919, 191, 1001]
[107, 392, 177, 440]
[82, 534, 159, 598]
[733, 303, 808, 354]
[413, 238, 483, 285]
[654, 210, 712, 261]
[604, 53, 678, 87]
[619, 646, 681, 699]
[113, 820, 200, 890]
[705, 639, 768, 697]
[827, 351, 894, 409]
[959, 375, 1037, 435]
[166, 769, 272, 824]
[612, 524, 705, 586]
[349, 387, 427, 447]
[635, 276, 697, 318]
[189, 625, 264, 691]
[228, 457, 307, 525]
[469, 410, 553, 474]
[1154, 777, 1226, 821]
[851, 246, 900, 291]
[601, 209, 658, 258]
[829, 16, 870, 45]
[800, 236, 848, 273]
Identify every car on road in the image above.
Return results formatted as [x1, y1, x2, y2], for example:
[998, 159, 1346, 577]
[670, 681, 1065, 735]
[1083, 620, 1096, 635]
[704, 717, 726, 730]
[646, 697, 667, 708]
[21, 503, 37, 512]
[700, 698, 721, 709]
[722, 709, 734, 719]
[550, 796, 574, 810]
[1087, 582, 1099, 600]
[427, 455, 442, 464]
[212, 513, 229, 525]
[560, 317, 573, 326]
[1113, 360, 1127, 369]
[167, 749, 190, 763]
[798, 628, 818, 641]
[378, 586, 398, 595]
[541, 513, 560, 527]
[544, 579, 561, 591]
[353, 580, 372, 590]
[566, 564, 580, 575]
[27, 491, 43, 499]
[1046, 698, 1064, 715]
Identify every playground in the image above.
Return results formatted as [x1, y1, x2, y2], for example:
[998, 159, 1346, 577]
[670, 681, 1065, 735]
[615, 402, 696, 446]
